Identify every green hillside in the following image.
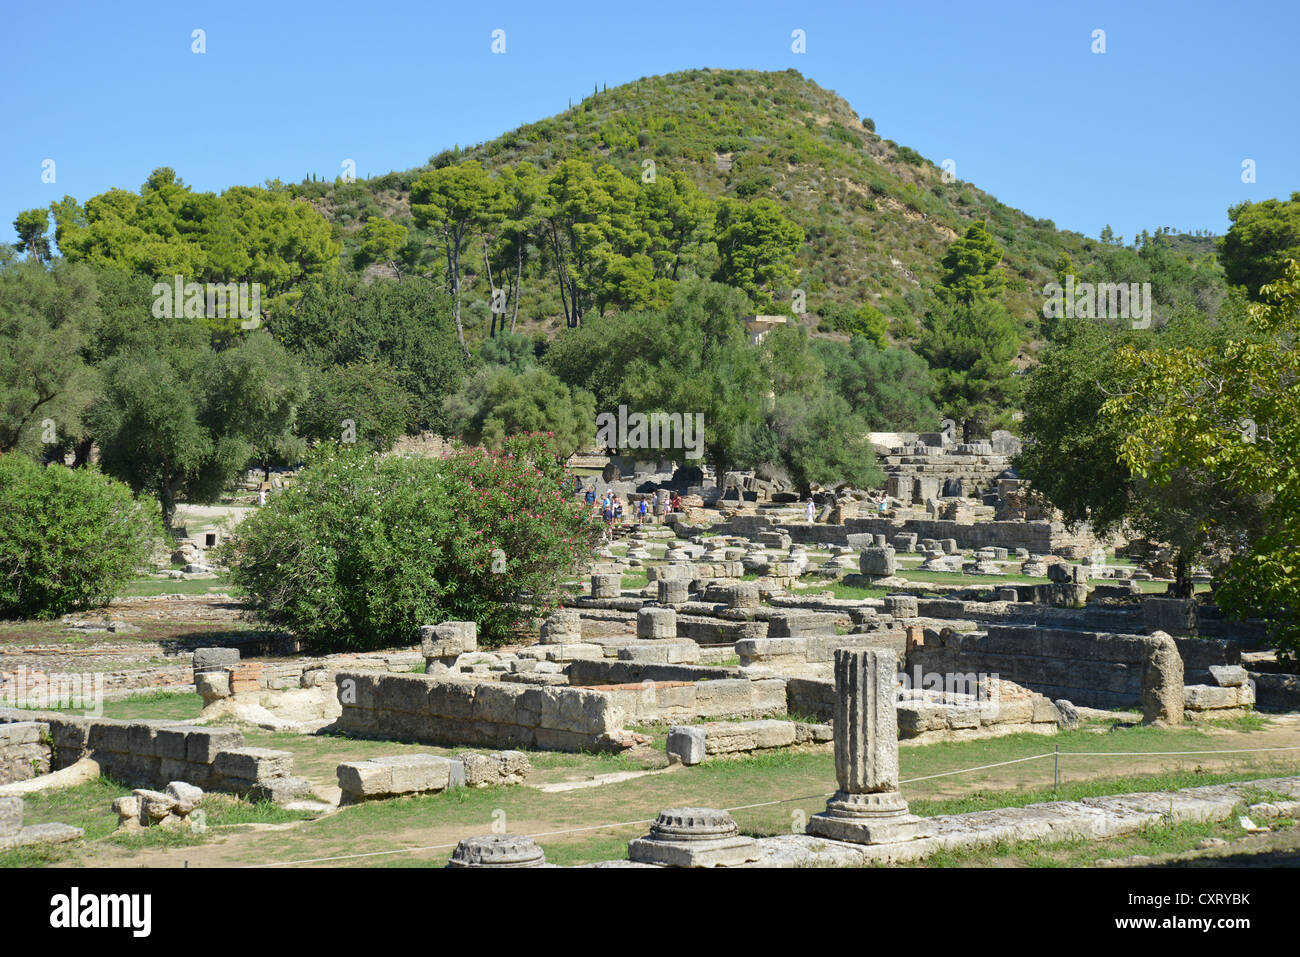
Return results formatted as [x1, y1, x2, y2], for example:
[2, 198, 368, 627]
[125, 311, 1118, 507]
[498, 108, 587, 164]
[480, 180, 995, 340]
[290, 67, 1143, 345]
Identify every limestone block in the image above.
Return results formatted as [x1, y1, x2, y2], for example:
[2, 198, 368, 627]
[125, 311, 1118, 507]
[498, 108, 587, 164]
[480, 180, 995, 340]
[860, 547, 896, 577]
[420, 621, 478, 660]
[337, 762, 394, 798]
[193, 647, 241, 672]
[213, 747, 294, 783]
[1140, 632, 1185, 726]
[369, 754, 453, 793]
[591, 573, 623, 599]
[637, 606, 677, 639]
[1209, 664, 1249, 688]
[185, 727, 244, 765]
[666, 726, 706, 765]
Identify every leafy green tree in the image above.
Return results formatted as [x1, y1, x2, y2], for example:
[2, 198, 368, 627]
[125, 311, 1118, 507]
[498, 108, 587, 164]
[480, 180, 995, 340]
[494, 162, 546, 333]
[916, 298, 1021, 440]
[540, 159, 652, 326]
[0, 259, 101, 456]
[203, 331, 308, 479]
[89, 344, 247, 527]
[1106, 261, 1300, 660]
[410, 161, 505, 356]
[52, 170, 340, 307]
[638, 169, 716, 281]
[297, 361, 413, 452]
[445, 366, 596, 458]
[273, 275, 464, 433]
[222, 436, 601, 649]
[812, 336, 937, 430]
[354, 217, 408, 276]
[478, 330, 536, 374]
[0, 455, 162, 619]
[712, 197, 803, 309]
[12, 209, 51, 263]
[1217, 193, 1300, 300]
[937, 220, 1007, 306]
[818, 301, 888, 345]
[544, 280, 767, 472]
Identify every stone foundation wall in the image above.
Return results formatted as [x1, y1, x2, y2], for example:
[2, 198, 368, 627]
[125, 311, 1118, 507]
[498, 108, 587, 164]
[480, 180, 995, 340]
[906, 625, 1220, 709]
[597, 676, 788, 725]
[716, 515, 1096, 553]
[0, 709, 293, 796]
[736, 630, 907, 673]
[332, 671, 632, 752]
[0, 721, 51, 785]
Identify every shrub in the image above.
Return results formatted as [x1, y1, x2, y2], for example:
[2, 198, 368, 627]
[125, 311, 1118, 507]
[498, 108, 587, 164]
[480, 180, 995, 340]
[221, 435, 600, 650]
[0, 455, 162, 619]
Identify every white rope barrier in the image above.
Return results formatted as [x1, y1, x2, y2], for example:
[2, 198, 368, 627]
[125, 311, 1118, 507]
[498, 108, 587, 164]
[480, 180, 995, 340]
[238, 743, 1300, 868]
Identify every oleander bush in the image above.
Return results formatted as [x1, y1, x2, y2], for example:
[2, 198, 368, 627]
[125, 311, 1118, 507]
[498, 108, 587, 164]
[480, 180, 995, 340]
[221, 433, 600, 650]
[0, 454, 162, 619]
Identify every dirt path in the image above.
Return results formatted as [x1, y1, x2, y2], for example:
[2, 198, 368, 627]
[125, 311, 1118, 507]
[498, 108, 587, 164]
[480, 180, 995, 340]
[57, 717, 1300, 869]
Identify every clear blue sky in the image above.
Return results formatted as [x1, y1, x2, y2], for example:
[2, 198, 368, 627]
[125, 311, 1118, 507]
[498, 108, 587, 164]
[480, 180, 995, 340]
[2, 0, 1296, 246]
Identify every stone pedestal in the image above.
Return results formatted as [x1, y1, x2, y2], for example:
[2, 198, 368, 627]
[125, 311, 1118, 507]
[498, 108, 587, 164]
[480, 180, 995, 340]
[447, 834, 547, 868]
[628, 808, 759, 867]
[808, 648, 930, 845]
[591, 573, 622, 599]
[420, 621, 477, 672]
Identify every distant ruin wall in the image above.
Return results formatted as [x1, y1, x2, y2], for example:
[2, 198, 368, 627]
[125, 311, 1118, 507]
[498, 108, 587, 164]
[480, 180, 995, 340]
[716, 515, 1094, 553]
[906, 626, 1237, 709]
[333, 671, 629, 752]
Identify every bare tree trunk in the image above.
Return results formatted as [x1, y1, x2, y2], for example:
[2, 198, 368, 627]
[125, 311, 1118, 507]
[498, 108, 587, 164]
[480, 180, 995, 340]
[447, 228, 469, 360]
[511, 242, 523, 334]
[482, 236, 498, 338]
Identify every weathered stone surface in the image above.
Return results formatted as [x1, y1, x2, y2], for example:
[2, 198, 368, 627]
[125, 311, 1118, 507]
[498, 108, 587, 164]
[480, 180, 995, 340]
[808, 648, 930, 845]
[1209, 664, 1249, 688]
[883, 595, 918, 619]
[658, 578, 689, 605]
[539, 609, 583, 643]
[666, 725, 706, 765]
[213, 747, 294, 783]
[194, 670, 231, 703]
[419, 621, 478, 662]
[637, 606, 677, 639]
[1140, 631, 1184, 726]
[859, 547, 896, 577]
[1143, 597, 1198, 636]
[591, 573, 622, 599]
[0, 796, 21, 836]
[447, 833, 546, 867]
[193, 647, 240, 672]
[628, 808, 760, 867]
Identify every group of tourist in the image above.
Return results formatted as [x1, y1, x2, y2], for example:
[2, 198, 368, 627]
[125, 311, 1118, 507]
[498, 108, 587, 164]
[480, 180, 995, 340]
[583, 486, 682, 539]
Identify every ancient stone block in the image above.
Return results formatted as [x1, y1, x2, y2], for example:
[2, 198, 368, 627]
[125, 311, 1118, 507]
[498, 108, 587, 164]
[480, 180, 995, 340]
[193, 647, 240, 672]
[1140, 632, 1185, 726]
[658, 578, 689, 605]
[637, 606, 677, 639]
[1209, 664, 1249, 688]
[628, 808, 760, 867]
[666, 726, 706, 765]
[213, 747, 294, 783]
[591, 573, 622, 599]
[883, 595, 918, 619]
[859, 546, 896, 577]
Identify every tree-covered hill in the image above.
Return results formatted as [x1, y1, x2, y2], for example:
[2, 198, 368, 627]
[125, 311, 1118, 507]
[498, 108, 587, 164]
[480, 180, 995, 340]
[290, 67, 1209, 344]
